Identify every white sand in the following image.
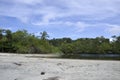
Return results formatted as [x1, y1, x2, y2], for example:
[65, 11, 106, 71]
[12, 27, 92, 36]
[0, 53, 120, 80]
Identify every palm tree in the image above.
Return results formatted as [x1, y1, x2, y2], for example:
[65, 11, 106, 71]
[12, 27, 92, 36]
[40, 31, 49, 40]
[5, 30, 12, 41]
[0, 29, 3, 40]
[0, 29, 5, 52]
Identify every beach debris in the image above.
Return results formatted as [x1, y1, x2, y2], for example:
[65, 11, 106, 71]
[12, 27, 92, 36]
[13, 62, 22, 66]
[41, 72, 45, 75]
[57, 63, 62, 66]
[43, 76, 59, 80]
[14, 78, 18, 80]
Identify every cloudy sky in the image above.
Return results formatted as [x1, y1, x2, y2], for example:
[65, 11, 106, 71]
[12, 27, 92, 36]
[0, 0, 120, 39]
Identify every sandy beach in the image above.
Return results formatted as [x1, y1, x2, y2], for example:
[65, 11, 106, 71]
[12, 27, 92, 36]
[0, 53, 120, 80]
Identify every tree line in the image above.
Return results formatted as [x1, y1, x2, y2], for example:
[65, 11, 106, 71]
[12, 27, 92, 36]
[0, 29, 120, 54]
[0, 29, 60, 53]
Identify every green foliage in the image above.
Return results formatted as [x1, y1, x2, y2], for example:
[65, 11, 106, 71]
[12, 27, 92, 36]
[0, 29, 59, 54]
[49, 38, 72, 47]
[111, 36, 120, 53]
[40, 31, 49, 40]
[59, 36, 120, 54]
[60, 43, 74, 54]
[0, 28, 120, 54]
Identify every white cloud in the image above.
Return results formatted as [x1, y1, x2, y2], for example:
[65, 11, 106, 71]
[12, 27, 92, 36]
[106, 24, 120, 35]
[0, 26, 12, 30]
[32, 21, 88, 32]
[0, 0, 120, 35]
[73, 22, 89, 32]
[0, 0, 120, 24]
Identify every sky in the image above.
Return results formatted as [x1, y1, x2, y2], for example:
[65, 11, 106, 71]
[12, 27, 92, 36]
[0, 0, 120, 39]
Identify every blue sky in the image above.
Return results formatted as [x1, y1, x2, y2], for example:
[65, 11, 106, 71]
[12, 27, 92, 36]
[0, 0, 120, 39]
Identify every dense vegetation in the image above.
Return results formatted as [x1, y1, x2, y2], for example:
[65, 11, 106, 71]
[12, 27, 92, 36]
[0, 29, 60, 53]
[0, 29, 120, 55]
